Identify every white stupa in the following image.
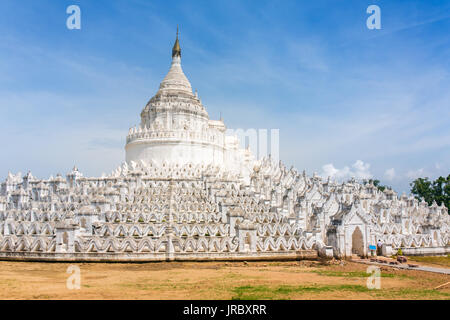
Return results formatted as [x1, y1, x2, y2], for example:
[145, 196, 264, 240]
[125, 29, 254, 174]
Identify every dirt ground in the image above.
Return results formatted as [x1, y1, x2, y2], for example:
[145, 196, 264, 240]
[0, 259, 449, 300]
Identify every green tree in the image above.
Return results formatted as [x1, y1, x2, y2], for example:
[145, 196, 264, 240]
[363, 179, 389, 192]
[410, 175, 450, 210]
[410, 177, 433, 204]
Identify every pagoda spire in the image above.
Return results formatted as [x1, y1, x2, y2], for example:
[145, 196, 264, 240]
[172, 25, 181, 58]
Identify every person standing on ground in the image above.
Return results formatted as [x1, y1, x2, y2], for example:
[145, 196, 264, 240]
[377, 239, 383, 255]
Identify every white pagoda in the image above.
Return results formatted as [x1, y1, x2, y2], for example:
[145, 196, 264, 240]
[0, 32, 448, 262]
[126, 30, 254, 176]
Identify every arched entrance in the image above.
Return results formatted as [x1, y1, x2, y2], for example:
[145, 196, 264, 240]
[244, 233, 252, 252]
[351, 226, 364, 256]
[61, 231, 69, 252]
[63, 232, 68, 245]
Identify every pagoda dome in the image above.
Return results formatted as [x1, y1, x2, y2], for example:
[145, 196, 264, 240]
[141, 29, 208, 120]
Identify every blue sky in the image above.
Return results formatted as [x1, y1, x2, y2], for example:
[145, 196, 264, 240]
[0, 0, 449, 193]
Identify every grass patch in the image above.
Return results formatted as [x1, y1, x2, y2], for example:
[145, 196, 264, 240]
[231, 284, 370, 300]
[408, 255, 450, 268]
[375, 288, 450, 300]
[232, 285, 278, 300]
[231, 283, 450, 300]
[311, 270, 412, 279]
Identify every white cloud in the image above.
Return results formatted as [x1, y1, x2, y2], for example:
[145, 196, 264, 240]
[352, 160, 372, 179]
[321, 163, 350, 179]
[320, 160, 372, 181]
[406, 168, 425, 180]
[384, 168, 396, 181]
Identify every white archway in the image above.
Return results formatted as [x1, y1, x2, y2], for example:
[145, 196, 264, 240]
[351, 226, 364, 256]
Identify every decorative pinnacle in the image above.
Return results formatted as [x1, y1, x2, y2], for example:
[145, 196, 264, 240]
[172, 25, 181, 58]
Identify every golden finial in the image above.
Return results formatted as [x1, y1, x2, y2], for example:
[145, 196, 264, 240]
[172, 25, 181, 58]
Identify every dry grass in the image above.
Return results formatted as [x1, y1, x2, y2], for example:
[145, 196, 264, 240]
[0, 259, 448, 300]
[407, 255, 450, 268]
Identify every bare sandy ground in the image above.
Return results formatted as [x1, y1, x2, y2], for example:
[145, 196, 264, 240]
[0, 260, 448, 300]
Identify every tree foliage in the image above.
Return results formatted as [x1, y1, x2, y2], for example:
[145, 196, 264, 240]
[410, 175, 450, 210]
[363, 179, 389, 192]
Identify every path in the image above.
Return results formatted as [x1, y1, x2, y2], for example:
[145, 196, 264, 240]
[354, 259, 450, 275]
